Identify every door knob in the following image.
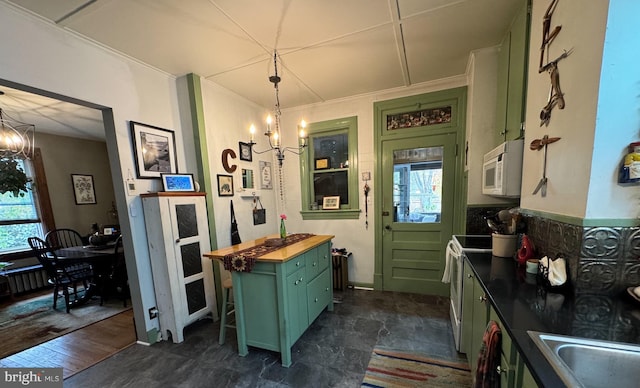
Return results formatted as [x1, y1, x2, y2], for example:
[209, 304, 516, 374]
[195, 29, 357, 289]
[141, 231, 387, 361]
[385, 225, 392, 231]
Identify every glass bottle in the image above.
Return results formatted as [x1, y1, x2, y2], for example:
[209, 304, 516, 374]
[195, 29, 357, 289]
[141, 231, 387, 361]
[280, 218, 286, 239]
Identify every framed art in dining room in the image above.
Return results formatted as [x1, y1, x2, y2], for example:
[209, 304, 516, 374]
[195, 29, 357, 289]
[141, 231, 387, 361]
[71, 174, 97, 205]
[130, 121, 177, 179]
[217, 174, 234, 196]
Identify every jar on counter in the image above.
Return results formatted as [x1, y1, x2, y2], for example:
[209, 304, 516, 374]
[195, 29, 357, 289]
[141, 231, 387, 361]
[620, 142, 640, 183]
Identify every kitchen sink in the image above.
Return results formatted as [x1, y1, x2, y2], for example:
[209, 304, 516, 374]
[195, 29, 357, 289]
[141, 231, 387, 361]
[528, 331, 640, 388]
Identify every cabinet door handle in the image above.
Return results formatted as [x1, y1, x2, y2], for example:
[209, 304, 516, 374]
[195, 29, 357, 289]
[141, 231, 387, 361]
[314, 298, 318, 302]
[175, 239, 180, 243]
[295, 280, 299, 285]
[296, 262, 300, 266]
[496, 365, 507, 374]
[479, 295, 487, 303]
[313, 262, 317, 267]
[299, 277, 303, 283]
[325, 287, 329, 291]
[467, 274, 473, 278]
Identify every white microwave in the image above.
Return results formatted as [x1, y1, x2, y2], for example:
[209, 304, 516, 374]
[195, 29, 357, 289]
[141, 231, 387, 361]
[482, 139, 524, 197]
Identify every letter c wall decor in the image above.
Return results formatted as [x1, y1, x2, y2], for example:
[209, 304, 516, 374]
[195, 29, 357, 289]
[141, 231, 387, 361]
[222, 149, 237, 173]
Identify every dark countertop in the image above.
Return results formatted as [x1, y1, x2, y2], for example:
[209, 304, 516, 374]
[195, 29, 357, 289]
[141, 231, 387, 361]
[465, 252, 640, 387]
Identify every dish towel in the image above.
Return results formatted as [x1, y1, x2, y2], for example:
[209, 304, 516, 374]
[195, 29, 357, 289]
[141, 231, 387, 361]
[442, 240, 455, 283]
[474, 320, 502, 388]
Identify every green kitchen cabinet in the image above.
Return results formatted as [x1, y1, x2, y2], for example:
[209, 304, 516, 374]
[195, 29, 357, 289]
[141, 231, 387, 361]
[462, 258, 540, 387]
[495, 0, 530, 144]
[286, 265, 308, 344]
[462, 260, 489, 376]
[206, 235, 333, 367]
[490, 306, 517, 387]
[515, 356, 539, 388]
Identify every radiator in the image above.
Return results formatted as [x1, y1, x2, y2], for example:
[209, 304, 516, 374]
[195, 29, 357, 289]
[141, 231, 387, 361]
[6, 266, 50, 294]
[332, 253, 351, 291]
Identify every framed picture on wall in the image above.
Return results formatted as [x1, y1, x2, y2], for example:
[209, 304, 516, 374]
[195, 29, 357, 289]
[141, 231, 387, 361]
[130, 121, 177, 179]
[217, 174, 234, 196]
[71, 174, 97, 205]
[259, 161, 273, 189]
[239, 142, 252, 161]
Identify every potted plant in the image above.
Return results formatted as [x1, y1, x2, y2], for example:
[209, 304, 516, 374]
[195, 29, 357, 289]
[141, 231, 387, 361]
[0, 158, 31, 197]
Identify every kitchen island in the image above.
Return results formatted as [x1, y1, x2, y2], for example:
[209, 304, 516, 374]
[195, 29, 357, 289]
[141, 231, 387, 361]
[204, 234, 334, 367]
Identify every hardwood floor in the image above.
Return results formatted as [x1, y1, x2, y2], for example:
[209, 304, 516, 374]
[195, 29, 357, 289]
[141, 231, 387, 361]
[0, 305, 136, 379]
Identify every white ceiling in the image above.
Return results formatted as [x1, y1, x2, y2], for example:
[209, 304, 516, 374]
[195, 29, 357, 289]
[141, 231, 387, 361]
[0, 0, 522, 140]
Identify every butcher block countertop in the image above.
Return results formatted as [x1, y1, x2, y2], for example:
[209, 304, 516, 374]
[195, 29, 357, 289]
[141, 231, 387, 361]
[203, 234, 334, 263]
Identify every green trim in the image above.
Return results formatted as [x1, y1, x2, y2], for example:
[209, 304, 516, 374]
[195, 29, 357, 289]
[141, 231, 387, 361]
[299, 116, 359, 220]
[373, 87, 467, 292]
[185, 73, 222, 315]
[300, 209, 361, 220]
[520, 208, 640, 227]
[582, 219, 640, 227]
[146, 328, 160, 344]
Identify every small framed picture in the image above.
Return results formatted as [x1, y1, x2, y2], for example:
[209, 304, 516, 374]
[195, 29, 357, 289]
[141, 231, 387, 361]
[239, 142, 252, 162]
[322, 196, 340, 210]
[71, 174, 97, 205]
[161, 173, 195, 192]
[259, 161, 273, 189]
[315, 157, 331, 170]
[217, 174, 234, 196]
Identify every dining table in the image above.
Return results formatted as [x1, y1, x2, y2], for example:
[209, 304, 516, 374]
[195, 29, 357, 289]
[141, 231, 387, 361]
[54, 241, 123, 308]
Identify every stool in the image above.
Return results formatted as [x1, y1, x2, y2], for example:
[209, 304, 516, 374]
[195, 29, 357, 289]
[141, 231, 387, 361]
[218, 278, 235, 345]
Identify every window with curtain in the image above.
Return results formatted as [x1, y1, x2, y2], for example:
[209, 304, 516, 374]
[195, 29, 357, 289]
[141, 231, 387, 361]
[0, 159, 42, 253]
[300, 116, 360, 220]
[0, 149, 54, 256]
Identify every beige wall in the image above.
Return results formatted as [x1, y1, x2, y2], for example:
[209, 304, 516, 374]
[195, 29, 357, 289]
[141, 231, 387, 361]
[37, 132, 116, 235]
[521, 0, 609, 219]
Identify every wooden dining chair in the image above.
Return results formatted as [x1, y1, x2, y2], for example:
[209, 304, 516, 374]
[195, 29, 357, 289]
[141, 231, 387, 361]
[27, 236, 94, 313]
[99, 235, 129, 307]
[45, 228, 85, 250]
[45, 228, 92, 289]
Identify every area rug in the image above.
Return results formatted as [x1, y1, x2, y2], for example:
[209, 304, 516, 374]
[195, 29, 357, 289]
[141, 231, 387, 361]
[0, 293, 130, 359]
[362, 348, 472, 387]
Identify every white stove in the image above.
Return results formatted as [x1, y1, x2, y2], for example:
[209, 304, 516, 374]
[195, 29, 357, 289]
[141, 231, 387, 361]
[447, 235, 492, 352]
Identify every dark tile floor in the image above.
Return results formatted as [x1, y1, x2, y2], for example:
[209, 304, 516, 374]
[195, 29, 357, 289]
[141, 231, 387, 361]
[66, 289, 468, 388]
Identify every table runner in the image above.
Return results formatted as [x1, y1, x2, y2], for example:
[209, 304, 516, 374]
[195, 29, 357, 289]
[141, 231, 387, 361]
[223, 233, 315, 273]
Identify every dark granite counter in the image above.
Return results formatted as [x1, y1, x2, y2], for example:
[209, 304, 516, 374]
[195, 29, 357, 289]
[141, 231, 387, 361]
[465, 251, 640, 387]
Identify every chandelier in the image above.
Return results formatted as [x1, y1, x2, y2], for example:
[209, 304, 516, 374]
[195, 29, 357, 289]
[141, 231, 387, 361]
[0, 105, 35, 160]
[248, 50, 307, 167]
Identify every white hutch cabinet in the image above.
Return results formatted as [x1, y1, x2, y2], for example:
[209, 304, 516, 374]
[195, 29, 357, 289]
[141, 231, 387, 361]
[141, 192, 217, 343]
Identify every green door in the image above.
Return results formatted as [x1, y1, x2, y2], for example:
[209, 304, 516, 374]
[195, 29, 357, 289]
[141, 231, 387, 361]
[381, 133, 456, 295]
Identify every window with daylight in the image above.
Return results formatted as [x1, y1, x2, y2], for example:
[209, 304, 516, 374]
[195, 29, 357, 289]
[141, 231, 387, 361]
[0, 151, 54, 257]
[300, 116, 360, 220]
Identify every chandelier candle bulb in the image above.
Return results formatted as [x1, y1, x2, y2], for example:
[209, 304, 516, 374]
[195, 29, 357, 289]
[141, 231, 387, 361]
[249, 124, 256, 141]
[266, 115, 272, 135]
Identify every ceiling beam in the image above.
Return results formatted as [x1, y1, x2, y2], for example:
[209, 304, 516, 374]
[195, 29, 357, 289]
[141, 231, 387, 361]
[388, 0, 410, 86]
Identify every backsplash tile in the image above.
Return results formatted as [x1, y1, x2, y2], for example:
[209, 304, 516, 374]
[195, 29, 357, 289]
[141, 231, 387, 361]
[521, 214, 640, 295]
[465, 205, 519, 235]
[582, 227, 624, 259]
